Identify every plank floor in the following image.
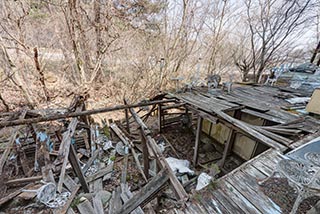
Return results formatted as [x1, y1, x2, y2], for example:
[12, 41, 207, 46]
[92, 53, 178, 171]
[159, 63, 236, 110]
[179, 149, 284, 214]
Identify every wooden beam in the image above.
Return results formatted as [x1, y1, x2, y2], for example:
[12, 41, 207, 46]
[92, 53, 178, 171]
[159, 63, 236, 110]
[216, 111, 287, 151]
[69, 144, 89, 193]
[115, 170, 169, 214]
[158, 104, 162, 133]
[0, 99, 176, 128]
[140, 128, 150, 180]
[57, 104, 83, 193]
[193, 116, 203, 167]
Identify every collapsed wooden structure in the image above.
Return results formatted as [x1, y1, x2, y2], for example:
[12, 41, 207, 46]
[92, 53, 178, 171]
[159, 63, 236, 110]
[0, 82, 320, 213]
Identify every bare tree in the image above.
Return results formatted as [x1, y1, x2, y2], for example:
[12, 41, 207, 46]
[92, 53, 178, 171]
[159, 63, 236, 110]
[234, 0, 317, 82]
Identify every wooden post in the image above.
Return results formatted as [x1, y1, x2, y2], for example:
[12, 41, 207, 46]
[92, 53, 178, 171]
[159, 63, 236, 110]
[193, 116, 203, 167]
[158, 104, 162, 133]
[124, 99, 130, 134]
[140, 129, 150, 179]
[69, 143, 89, 193]
[220, 110, 241, 168]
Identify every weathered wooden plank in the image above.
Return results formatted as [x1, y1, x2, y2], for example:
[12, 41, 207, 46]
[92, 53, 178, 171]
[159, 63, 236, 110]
[93, 194, 104, 214]
[82, 149, 99, 174]
[193, 116, 203, 166]
[110, 123, 147, 182]
[86, 164, 113, 183]
[77, 199, 95, 214]
[0, 183, 33, 206]
[109, 186, 122, 214]
[208, 188, 246, 214]
[129, 106, 189, 202]
[226, 171, 282, 214]
[68, 143, 89, 193]
[218, 180, 262, 214]
[120, 184, 144, 214]
[241, 109, 287, 124]
[57, 104, 83, 192]
[115, 170, 169, 214]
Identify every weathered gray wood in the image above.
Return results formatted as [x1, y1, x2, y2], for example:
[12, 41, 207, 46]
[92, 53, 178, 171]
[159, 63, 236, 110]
[216, 111, 287, 151]
[77, 199, 95, 214]
[226, 171, 282, 214]
[158, 104, 162, 133]
[86, 165, 113, 183]
[121, 155, 128, 184]
[69, 143, 89, 193]
[120, 184, 144, 214]
[193, 116, 202, 166]
[129, 106, 188, 202]
[57, 104, 83, 192]
[0, 183, 33, 206]
[115, 170, 169, 214]
[110, 123, 147, 181]
[93, 195, 104, 214]
[5, 175, 43, 186]
[63, 174, 78, 192]
[0, 99, 175, 128]
[0, 110, 27, 174]
[109, 186, 122, 214]
[82, 149, 99, 174]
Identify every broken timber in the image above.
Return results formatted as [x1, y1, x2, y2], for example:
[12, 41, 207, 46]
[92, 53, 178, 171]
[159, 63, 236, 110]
[115, 169, 169, 214]
[0, 99, 175, 128]
[128, 104, 189, 202]
[110, 123, 148, 182]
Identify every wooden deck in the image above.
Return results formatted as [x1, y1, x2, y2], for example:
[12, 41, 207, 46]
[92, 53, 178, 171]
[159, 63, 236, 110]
[175, 149, 284, 214]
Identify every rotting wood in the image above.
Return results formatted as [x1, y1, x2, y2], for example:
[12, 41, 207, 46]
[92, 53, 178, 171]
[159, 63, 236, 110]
[5, 175, 43, 186]
[193, 116, 202, 166]
[0, 110, 27, 174]
[93, 194, 104, 214]
[68, 143, 89, 193]
[140, 128, 150, 179]
[121, 154, 128, 184]
[110, 123, 148, 182]
[109, 186, 122, 214]
[77, 199, 95, 214]
[115, 169, 169, 214]
[216, 111, 287, 151]
[0, 99, 175, 128]
[0, 183, 33, 207]
[82, 149, 99, 174]
[86, 164, 113, 183]
[129, 106, 188, 202]
[120, 183, 144, 214]
[162, 135, 180, 159]
[57, 103, 83, 193]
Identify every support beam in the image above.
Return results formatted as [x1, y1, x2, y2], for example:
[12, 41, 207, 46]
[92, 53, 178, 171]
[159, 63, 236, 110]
[193, 116, 203, 167]
[0, 99, 176, 128]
